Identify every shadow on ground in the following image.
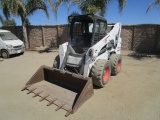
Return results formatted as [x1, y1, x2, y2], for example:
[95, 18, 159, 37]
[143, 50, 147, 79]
[127, 51, 160, 60]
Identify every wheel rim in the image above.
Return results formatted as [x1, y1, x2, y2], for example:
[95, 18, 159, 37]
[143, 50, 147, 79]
[2, 51, 8, 58]
[103, 66, 110, 82]
[117, 59, 121, 72]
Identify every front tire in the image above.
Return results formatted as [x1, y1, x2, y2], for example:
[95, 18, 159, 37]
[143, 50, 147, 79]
[1, 50, 10, 59]
[53, 55, 60, 68]
[91, 60, 111, 88]
[20, 52, 24, 55]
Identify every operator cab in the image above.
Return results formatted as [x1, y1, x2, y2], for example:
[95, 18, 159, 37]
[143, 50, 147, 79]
[68, 14, 107, 54]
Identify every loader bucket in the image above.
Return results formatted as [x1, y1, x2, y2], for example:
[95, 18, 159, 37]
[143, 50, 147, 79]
[21, 65, 94, 117]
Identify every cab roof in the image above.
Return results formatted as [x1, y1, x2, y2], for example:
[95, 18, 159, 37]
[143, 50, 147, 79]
[68, 14, 107, 23]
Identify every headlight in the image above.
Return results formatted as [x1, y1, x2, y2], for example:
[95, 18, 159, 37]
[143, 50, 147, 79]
[22, 43, 25, 47]
[6, 44, 13, 48]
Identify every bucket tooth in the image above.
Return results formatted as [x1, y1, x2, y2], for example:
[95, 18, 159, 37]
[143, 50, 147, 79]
[65, 110, 72, 117]
[55, 103, 65, 111]
[27, 88, 36, 94]
[33, 91, 42, 98]
[47, 98, 57, 106]
[39, 94, 50, 102]
[21, 85, 31, 91]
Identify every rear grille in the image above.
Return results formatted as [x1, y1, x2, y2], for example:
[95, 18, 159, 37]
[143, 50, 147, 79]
[13, 45, 22, 48]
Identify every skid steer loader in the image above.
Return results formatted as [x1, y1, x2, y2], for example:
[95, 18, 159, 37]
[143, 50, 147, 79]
[22, 14, 122, 117]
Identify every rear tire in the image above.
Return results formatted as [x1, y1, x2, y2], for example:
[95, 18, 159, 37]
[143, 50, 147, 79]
[91, 60, 111, 88]
[53, 55, 60, 68]
[1, 50, 10, 59]
[20, 52, 24, 55]
[110, 54, 122, 76]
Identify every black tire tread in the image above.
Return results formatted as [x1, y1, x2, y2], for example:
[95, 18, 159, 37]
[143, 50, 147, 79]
[91, 59, 110, 88]
[110, 54, 122, 76]
[1, 50, 9, 59]
[53, 55, 60, 68]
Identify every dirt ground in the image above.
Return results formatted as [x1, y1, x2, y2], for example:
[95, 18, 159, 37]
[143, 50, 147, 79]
[0, 50, 160, 120]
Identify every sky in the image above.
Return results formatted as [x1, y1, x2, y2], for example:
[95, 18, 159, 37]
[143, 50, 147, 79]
[0, 0, 160, 26]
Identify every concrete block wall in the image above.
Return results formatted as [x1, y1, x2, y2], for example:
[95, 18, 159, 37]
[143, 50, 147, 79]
[2, 24, 160, 53]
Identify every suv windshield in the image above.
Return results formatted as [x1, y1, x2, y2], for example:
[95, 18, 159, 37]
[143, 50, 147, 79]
[0, 32, 18, 40]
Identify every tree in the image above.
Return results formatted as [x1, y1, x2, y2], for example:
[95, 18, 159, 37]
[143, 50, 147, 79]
[0, 15, 4, 25]
[0, 0, 49, 48]
[25, 18, 31, 26]
[3, 19, 16, 26]
[48, 0, 68, 19]
[0, 13, 16, 26]
[147, 0, 160, 12]
[67, 0, 126, 16]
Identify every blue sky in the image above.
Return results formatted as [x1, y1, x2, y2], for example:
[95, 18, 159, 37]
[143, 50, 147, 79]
[1, 0, 160, 26]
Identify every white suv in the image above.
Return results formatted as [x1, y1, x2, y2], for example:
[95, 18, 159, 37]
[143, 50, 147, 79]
[0, 30, 25, 58]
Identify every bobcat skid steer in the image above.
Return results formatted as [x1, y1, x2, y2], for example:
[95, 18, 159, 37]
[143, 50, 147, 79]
[22, 14, 122, 117]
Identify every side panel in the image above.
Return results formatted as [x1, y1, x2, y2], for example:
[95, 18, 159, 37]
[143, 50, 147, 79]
[59, 42, 68, 68]
[0, 39, 8, 56]
[90, 23, 122, 58]
[115, 37, 122, 54]
[67, 56, 82, 66]
[0, 39, 7, 50]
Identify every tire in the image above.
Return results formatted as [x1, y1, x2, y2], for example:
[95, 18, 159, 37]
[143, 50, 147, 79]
[20, 52, 24, 55]
[1, 50, 10, 59]
[91, 59, 111, 88]
[53, 55, 60, 68]
[110, 54, 122, 76]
